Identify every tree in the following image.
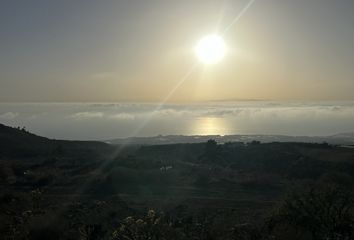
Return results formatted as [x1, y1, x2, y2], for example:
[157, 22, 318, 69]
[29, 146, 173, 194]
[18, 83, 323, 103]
[270, 183, 354, 240]
[199, 139, 219, 163]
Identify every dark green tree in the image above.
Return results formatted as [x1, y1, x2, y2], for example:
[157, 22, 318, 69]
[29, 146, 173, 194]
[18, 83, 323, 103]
[270, 183, 354, 240]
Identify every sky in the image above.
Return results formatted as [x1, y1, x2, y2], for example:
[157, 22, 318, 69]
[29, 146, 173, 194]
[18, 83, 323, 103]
[1, 0, 354, 102]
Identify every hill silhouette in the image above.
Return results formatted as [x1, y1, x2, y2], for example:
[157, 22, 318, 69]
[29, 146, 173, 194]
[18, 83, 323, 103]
[0, 123, 112, 158]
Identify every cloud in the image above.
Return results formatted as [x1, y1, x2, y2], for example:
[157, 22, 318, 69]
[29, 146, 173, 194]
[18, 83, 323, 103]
[70, 111, 135, 121]
[155, 108, 187, 117]
[2, 101, 354, 139]
[109, 113, 135, 120]
[70, 112, 103, 120]
[0, 112, 19, 119]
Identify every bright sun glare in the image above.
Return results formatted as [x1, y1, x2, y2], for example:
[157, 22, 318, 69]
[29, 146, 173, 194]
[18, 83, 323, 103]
[195, 35, 226, 65]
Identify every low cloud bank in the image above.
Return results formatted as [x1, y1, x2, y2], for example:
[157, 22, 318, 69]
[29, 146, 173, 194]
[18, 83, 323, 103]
[0, 102, 354, 140]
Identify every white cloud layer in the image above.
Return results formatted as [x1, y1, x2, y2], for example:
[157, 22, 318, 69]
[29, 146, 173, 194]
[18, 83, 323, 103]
[0, 112, 19, 120]
[0, 102, 354, 140]
[70, 112, 104, 120]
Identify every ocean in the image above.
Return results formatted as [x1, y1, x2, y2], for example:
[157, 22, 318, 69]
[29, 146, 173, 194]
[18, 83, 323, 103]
[1, 101, 354, 140]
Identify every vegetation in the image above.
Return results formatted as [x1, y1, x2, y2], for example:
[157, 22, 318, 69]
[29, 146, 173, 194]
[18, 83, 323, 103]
[1, 123, 354, 239]
[269, 182, 354, 239]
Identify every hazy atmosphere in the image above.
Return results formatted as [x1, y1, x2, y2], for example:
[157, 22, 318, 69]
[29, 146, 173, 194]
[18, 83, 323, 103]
[2, 1, 354, 239]
[1, 0, 354, 102]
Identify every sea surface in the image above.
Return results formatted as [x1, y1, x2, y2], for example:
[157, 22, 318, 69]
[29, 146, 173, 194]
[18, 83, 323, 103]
[1, 101, 354, 140]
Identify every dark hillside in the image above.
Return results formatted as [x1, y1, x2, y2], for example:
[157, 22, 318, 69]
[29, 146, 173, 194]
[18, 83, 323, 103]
[0, 123, 112, 158]
[0, 124, 50, 157]
[1, 123, 354, 239]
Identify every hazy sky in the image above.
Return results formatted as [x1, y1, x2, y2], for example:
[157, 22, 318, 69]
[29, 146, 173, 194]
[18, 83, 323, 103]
[1, 0, 354, 102]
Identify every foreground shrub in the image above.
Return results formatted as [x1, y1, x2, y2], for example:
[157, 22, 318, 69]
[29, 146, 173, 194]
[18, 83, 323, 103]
[270, 183, 354, 240]
[111, 210, 182, 240]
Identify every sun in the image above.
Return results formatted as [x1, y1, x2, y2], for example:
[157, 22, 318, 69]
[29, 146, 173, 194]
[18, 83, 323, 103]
[195, 34, 226, 65]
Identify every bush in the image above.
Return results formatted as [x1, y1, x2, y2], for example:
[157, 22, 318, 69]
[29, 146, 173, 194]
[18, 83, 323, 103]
[270, 183, 354, 240]
[111, 210, 183, 240]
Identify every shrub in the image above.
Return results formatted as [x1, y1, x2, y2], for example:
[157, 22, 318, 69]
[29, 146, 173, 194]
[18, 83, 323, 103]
[111, 210, 182, 240]
[270, 183, 354, 240]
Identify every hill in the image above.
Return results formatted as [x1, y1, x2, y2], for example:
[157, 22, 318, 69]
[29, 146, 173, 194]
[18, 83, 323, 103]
[0, 123, 112, 158]
[1, 123, 354, 239]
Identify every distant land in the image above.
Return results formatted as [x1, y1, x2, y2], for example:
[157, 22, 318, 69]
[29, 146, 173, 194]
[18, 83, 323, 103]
[1, 122, 354, 146]
[107, 133, 354, 145]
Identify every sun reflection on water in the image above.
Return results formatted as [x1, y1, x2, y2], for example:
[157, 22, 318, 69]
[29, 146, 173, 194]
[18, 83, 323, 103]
[191, 117, 230, 136]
